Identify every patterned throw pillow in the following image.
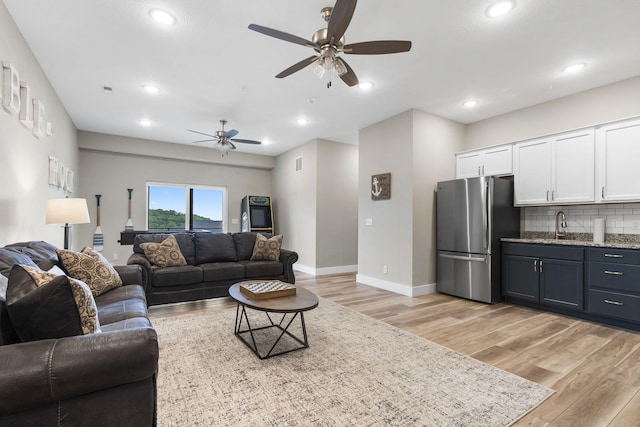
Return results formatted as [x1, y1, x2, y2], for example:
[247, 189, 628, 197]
[139, 234, 187, 267]
[56, 247, 122, 297]
[250, 234, 283, 261]
[5, 264, 101, 341]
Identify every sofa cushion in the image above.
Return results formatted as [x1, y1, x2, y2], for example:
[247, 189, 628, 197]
[0, 248, 39, 278]
[6, 265, 101, 341]
[233, 232, 259, 261]
[57, 248, 123, 297]
[151, 265, 203, 288]
[201, 262, 245, 282]
[3, 241, 59, 271]
[239, 260, 284, 278]
[140, 235, 187, 268]
[135, 233, 196, 265]
[194, 233, 237, 264]
[250, 234, 283, 261]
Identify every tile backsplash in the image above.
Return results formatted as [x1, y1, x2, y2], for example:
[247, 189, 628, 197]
[524, 203, 640, 235]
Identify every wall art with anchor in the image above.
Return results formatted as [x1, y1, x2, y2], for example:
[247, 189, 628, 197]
[371, 173, 391, 201]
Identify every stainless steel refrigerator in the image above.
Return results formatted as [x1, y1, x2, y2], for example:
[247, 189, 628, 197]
[436, 176, 520, 303]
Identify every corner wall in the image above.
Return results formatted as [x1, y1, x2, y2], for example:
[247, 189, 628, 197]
[0, 2, 79, 247]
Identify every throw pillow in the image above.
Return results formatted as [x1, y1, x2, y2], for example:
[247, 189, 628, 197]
[5, 264, 101, 341]
[56, 247, 122, 297]
[250, 234, 283, 261]
[139, 234, 187, 267]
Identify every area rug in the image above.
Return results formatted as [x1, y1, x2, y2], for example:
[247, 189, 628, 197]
[151, 296, 553, 426]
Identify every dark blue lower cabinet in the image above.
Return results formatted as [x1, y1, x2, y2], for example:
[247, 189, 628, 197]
[540, 258, 584, 310]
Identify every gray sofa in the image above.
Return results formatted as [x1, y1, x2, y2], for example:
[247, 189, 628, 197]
[127, 232, 298, 305]
[0, 241, 158, 426]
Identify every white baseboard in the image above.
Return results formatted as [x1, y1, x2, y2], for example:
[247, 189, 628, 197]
[294, 264, 358, 276]
[356, 274, 437, 297]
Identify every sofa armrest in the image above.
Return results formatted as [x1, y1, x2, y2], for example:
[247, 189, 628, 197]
[279, 249, 298, 284]
[127, 253, 152, 292]
[0, 327, 158, 415]
[114, 264, 143, 286]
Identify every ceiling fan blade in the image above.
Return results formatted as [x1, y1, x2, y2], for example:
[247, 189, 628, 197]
[327, 0, 357, 43]
[227, 141, 237, 150]
[276, 55, 319, 78]
[343, 40, 412, 55]
[187, 129, 216, 138]
[248, 24, 317, 49]
[192, 139, 217, 144]
[224, 129, 239, 138]
[337, 57, 359, 87]
[230, 138, 262, 145]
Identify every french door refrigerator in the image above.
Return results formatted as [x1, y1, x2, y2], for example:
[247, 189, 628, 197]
[436, 176, 519, 303]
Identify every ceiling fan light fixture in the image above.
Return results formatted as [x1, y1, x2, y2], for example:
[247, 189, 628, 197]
[313, 62, 326, 78]
[334, 60, 347, 77]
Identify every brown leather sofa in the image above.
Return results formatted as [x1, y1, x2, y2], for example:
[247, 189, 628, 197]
[127, 232, 298, 305]
[0, 241, 158, 426]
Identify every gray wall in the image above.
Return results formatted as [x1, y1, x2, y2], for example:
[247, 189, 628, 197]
[0, 2, 79, 248]
[78, 131, 273, 263]
[271, 138, 358, 274]
[357, 110, 465, 296]
[466, 75, 640, 150]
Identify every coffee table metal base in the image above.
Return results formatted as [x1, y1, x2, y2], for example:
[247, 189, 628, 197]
[234, 304, 310, 359]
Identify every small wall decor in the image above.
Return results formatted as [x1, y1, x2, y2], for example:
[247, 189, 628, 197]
[371, 173, 391, 200]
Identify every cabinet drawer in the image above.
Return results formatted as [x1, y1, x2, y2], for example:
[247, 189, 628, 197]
[589, 248, 640, 264]
[589, 289, 640, 323]
[589, 262, 640, 293]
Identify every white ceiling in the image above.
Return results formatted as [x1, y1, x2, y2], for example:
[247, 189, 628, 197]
[4, 0, 640, 156]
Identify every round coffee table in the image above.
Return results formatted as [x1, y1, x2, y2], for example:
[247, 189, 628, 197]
[229, 282, 319, 359]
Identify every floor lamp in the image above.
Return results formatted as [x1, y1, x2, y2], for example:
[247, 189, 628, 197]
[46, 198, 91, 249]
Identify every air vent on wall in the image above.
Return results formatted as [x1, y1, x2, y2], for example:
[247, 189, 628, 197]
[295, 156, 303, 172]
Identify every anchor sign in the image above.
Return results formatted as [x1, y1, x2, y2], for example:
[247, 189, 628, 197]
[371, 173, 391, 200]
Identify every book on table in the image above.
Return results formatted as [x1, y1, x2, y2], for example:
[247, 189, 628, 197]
[239, 281, 296, 300]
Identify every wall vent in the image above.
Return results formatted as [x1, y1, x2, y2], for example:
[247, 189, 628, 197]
[295, 156, 303, 172]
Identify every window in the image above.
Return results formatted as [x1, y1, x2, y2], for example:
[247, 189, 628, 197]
[147, 183, 226, 233]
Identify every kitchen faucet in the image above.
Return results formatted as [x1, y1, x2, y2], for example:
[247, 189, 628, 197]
[555, 210, 567, 239]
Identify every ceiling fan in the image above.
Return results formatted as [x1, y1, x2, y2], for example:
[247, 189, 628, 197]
[187, 120, 262, 152]
[248, 0, 412, 88]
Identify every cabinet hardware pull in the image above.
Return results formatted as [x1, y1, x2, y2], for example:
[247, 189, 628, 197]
[552, 190, 555, 201]
[540, 260, 543, 273]
[482, 165, 485, 175]
[478, 166, 481, 176]
[602, 186, 605, 199]
[533, 259, 537, 272]
[604, 299, 624, 306]
[604, 254, 623, 258]
[546, 191, 550, 201]
[604, 270, 623, 276]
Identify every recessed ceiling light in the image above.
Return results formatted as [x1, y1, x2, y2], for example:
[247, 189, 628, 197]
[296, 118, 309, 125]
[139, 119, 151, 127]
[149, 8, 176, 25]
[486, 1, 516, 17]
[143, 84, 161, 94]
[358, 81, 374, 90]
[562, 63, 587, 73]
[463, 100, 479, 108]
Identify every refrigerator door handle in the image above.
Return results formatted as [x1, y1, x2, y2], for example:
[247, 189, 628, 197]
[483, 180, 490, 252]
[439, 253, 487, 262]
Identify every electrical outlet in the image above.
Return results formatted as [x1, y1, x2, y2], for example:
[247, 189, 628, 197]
[633, 221, 640, 230]
[365, 218, 373, 226]
[113, 253, 119, 261]
[383, 265, 388, 274]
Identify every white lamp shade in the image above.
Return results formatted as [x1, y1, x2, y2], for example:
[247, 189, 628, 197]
[46, 198, 91, 225]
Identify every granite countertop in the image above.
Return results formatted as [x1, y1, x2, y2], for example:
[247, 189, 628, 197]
[502, 232, 640, 250]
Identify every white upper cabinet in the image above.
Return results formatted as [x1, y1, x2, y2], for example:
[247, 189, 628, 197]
[596, 118, 640, 202]
[456, 145, 512, 178]
[514, 129, 595, 206]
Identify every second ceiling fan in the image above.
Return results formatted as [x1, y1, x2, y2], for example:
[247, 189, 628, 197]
[248, 0, 412, 87]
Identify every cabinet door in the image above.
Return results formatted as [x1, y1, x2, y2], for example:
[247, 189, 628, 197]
[552, 129, 595, 204]
[456, 151, 482, 178]
[483, 145, 513, 177]
[513, 138, 552, 205]
[540, 258, 584, 310]
[597, 119, 640, 202]
[503, 254, 539, 301]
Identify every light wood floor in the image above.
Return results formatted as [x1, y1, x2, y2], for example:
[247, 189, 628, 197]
[149, 272, 640, 426]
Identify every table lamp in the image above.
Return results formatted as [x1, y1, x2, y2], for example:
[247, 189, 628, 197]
[46, 197, 91, 249]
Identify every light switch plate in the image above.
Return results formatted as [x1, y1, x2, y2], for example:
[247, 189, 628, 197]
[365, 218, 373, 226]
